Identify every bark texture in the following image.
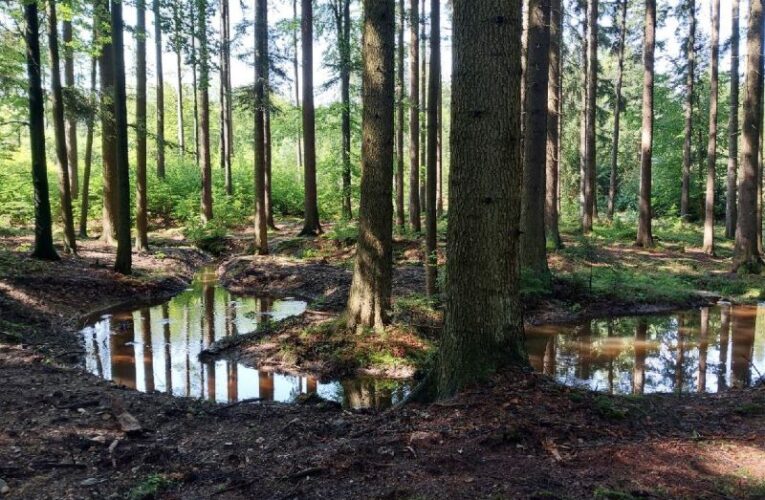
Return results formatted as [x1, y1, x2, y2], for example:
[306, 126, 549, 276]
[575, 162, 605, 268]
[408, 0, 421, 231]
[608, 0, 627, 219]
[395, 0, 406, 229]
[702, 0, 720, 255]
[136, 0, 149, 251]
[197, 0, 213, 222]
[545, 0, 563, 248]
[681, 0, 696, 220]
[63, 19, 78, 199]
[425, 0, 439, 295]
[726, 0, 740, 239]
[154, 0, 166, 178]
[636, 0, 656, 248]
[254, 0, 269, 254]
[583, 0, 598, 231]
[300, 0, 322, 235]
[80, 55, 97, 238]
[97, 0, 117, 245]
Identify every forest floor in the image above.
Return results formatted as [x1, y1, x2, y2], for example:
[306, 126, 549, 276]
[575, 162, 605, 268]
[1, 219, 765, 498]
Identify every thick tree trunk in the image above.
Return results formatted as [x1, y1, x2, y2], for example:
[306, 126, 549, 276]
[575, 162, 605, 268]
[726, 0, 740, 239]
[424, 0, 440, 295]
[584, 0, 598, 228]
[346, 0, 395, 331]
[608, 0, 627, 219]
[253, 0, 269, 255]
[80, 56, 97, 238]
[681, 0, 696, 220]
[408, 0, 421, 231]
[546, 0, 563, 248]
[521, 0, 551, 277]
[24, 1, 59, 261]
[636, 0, 656, 248]
[437, 0, 526, 398]
[197, 0, 213, 223]
[395, 0, 406, 229]
[154, 0, 166, 178]
[46, 0, 77, 254]
[300, 0, 322, 236]
[702, 0, 720, 255]
[63, 19, 78, 199]
[97, 0, 118, 245]
[136, 0, 149, 252]
[111, 0, 133, 275]
[734, 0, 764, 271]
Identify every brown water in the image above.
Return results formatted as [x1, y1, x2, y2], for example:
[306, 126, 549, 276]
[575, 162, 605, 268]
[526, 305, 765, 394]
[80, 267, 408, 410]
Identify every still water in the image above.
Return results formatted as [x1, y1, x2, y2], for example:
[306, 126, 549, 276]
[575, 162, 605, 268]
[526, 305, 765, 394]
[80, 267, 408, 410]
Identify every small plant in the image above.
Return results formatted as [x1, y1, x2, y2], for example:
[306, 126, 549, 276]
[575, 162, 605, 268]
[128, 474, 173, 500]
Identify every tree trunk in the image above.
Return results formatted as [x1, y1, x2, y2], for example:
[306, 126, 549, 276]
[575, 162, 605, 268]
[681, 0, 696, 220]
[154, 0, 166, 178]
[253, 0, 269, 254]
[437, 72, 443, 216]
[546, 0, 563, 248]
[197, 0, 213, 223]
[521, 0, 551, 277]
[46, 0, 77, 254]
[395, 0, 406, 229]
[734, 0, 764, 271]
[97, 0, 118, 245]
[221, 0, 233, 195]
[342, 0, 353, 220]
[437, 0, 526, 398]
[300, 0, 322, 236]
[293, 0, 303, 170]
[702, 0, 720, 255]
[136, 0, 149, 252]
[111, 0, 133, 275]
[584, 0, 598, 228]
[608, 0, 627, 219]
[419, 0, 427, 216]
[726, 0, 740, 239]
[24, 1, 59, 261]
[636, 0, 656, 248]
[80, 55, 97, 238]
[265, 108, 278, 230]
[408, 0, 421, 231]
[424, 0, 440, 295]
[346, 0, 395, 331]
[63, 19, 78, 199]
[174, 0, 185, 156]
[190, 7, 200, 169]
[578, 17, 588, 229]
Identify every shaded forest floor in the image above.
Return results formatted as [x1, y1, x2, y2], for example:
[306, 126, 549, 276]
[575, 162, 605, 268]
[2, 218, 765, 498]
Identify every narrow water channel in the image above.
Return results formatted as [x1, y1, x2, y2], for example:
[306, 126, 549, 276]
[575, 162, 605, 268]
[80, 267, 408, 410]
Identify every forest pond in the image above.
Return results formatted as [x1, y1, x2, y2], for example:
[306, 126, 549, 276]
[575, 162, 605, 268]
[526, 305, 765, 394]
[80, 267, 409, 410]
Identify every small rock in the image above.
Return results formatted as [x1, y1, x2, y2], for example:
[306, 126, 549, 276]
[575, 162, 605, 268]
[255, 437, 265, 444]
[409, 431, 439, 448]
[80, 478, 104, 487]
[101, 413, 112, 421]
[116, 411, 142, 434]
[0, 478, 9, 495]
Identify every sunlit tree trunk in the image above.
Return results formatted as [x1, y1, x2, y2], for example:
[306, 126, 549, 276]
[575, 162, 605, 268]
[636, 0, 655, 248]
[253, 0, 269, 254]
[608, 0, 627, 220]
[197, 0, 213, 223]
[173, 0, 185, 157]
[702, 0, 720, 255]
[63, 18, 78, 199]
[584, 0, 597, 228]
[154, 0, 166, 178]
[300, 0, 322, 236]
[80, 55, 97, 238]
[136, 0, 149, 252]
[424, 0, 439, 295]
[97, 0, 118, 245]
[395, 0, 406, 229]
[221, 0, 233, 195]
[726, 0, 740, 239]
[190, 7, 200, 169]
[408, 0, 421, 231]
[546, 0, 563, 248]
[681, 0, 696, 220]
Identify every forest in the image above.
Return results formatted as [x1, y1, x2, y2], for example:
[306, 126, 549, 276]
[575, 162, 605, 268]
[1, 0, 765, 497]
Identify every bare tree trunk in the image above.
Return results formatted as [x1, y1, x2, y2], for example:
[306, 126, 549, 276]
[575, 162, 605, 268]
[97, 0, 118, 245]
[136, 0, 149, 251]
[265, 108, 278, 230]
[408, 0, 421, 231]
[197, 0, 213, 223]
[333, 0, 353, 220]
[424, 0, 440, 296]
[438, 0, 526, 399]
[25, 1, 59, 261]
[636, 0, 655, 248]
[546, 0, 563, 248]
[395, 0, 406, 229]
[681, 0, 696, 220]
[702, 0, 720, 255]
[253, 0, 269, 254]
[80, 56, 97, 238]
[584, 0, 598, 227]
[578, 17, 588, 229]
[300, 0, 322, 236]
[608, 0, 627, 219]
[63, 19, 78, 199]
[174, 0, 185, 156]
[419, 0, 427, 215]
[190, 7, 200, 169]
[726, 0, 740, 238]
[436, 73, 443, 217]
[346, 0, 395, 331]
[221, 0, 233, 195]
[293, 0, 303, 170]
[46, 0, 77, 254]
[155, 0, 166, 178]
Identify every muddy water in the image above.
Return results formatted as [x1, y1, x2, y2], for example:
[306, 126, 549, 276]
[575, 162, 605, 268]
[526, 305, 765, 394]
[80, 267, 408, 410]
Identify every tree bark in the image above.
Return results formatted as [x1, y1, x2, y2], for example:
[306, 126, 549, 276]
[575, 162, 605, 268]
[521, 0, 551, 277]
[221, 0, 233, 195]
[63, 19, 78, 199]
[395, 0, 406, 229]
[300, 0, 322, 236]
[425, 0, 440, 295]
[253, 0, 269, 254]
[97, 0, 118, 245]
[24, 1, 59, 261]
[436, 72, 443, 216]
[608, 0, 627, 219]
[584, 0, 598, 230]
[293, 0, 303, 170]
[346, 0, 395, 331]
[408, 0, 421, 231]
[46, 0, 77, 254]
[197, 0, 213, 223]
[419, 0, 427, 215]
[636, 0, 655, 248]
[726, 0, 740, 239]
[136, 0, 149, 252]
[265, 108, 278, 230]
[173, 0, 185, 156]
[190, 7, 200, 169]
[681, 0, 696, 220]
[734, 0, 764, 271]
[702, 0, 720, 255]
[80, 54, 97, 239]
[437, 0, 526, 398]
[546, 0, 563, 248]
[341, 0, 352, 220]
[154, 0, 166, 178]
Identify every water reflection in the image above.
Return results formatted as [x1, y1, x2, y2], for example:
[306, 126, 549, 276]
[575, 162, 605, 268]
[526, 305, 765, 394]
[81, 267, 408, 410]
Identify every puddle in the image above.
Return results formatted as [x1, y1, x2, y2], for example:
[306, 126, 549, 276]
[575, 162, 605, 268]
[526, 304, 765, 394]
[81, 267, 408, 410]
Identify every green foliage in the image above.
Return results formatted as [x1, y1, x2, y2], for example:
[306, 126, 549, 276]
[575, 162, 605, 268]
[128, 474, 174, 500]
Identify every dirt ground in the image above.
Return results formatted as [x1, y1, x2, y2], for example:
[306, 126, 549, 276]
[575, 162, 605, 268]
[2, 234, 765, 499]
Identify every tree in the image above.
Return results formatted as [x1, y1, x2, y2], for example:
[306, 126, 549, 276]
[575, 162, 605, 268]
[96, 0, 118, 245]
[437, 0, 526, 398]
[346, 0, 394, 331]
[339, 0, 353, 220]
[111, 0, 133, 275]
[24, 0, 59, 261]
[583, 0, 597, 232]
[300, 0, 322, 235]
[521, 0, 551, 277]
[197, 0, 213, 223]
[680, 0, 696, 220]
[79, 54, 97, 238]
[424, 0, 439, 295]
[702, 0, 720, 255]
[171, 0, 185, 156]
[734, 0, 764, 271]
[221, 0, 233, 195]
[726, 0, 740, 240]
[190, 4, 200, 168]
[607, 0, 627, 220]
[135, 0, 149, 252]
[253, 0, 268, 255]
[546, 0, 562, 248]
[154, 0, 166, 179]
[635, 0, 655, 248]
[62, 14, 78, 199]
[395, 0, 405, 229]
[46, 0, 77, 254]
[293, 0, 303, 169]
[408, 0, 421, 231]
